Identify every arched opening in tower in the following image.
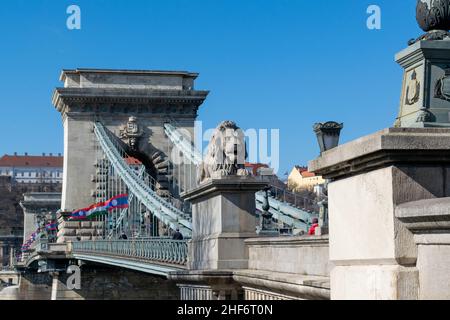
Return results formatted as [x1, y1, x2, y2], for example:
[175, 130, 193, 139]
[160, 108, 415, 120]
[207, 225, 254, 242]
[125, 149, 158, 188]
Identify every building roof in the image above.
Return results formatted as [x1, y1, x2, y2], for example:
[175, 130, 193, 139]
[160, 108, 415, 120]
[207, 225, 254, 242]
[294, 165, 316, 178]
[0, 154, 63, 168]
[245, 162, 269, 175]
[124, 156, 142, 165]
[300, 171, 316, 178]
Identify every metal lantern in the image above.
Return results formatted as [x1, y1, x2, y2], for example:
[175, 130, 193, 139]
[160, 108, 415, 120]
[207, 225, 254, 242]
[313, 122, 344, 154]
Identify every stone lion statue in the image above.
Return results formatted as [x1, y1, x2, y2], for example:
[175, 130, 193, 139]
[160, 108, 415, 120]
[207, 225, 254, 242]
[197, 121, 250, 184]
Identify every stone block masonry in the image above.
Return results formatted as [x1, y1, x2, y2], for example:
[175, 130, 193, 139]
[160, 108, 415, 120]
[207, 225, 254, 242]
[309, 127, 450, 299]
[52, 69, 209, 213]
[9, 265, 180, 300]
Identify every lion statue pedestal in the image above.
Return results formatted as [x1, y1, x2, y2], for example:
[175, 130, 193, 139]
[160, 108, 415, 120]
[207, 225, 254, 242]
[181, 120, 268, 270]
[182, 176, 268, 270]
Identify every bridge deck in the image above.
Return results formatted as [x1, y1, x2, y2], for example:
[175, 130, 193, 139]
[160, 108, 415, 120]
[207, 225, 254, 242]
[72, 239, 188, 277]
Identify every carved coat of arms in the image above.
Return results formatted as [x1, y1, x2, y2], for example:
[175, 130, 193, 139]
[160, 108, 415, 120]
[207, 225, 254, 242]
[406, 70, 420, 105]
[435, 69, 450, 102]
[120, 116, 143, 150]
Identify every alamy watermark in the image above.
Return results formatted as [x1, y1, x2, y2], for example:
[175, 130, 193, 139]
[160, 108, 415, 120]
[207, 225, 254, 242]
[169, 121, 280, 175]
[66, 265, 81, 290]
[67, 5, 81, 30]
[367, 5, 381, 30]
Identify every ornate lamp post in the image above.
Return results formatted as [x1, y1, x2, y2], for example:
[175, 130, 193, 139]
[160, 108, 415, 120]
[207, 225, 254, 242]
[315, 181, 329, 236]
[312, 121, 343, 235]
[259, 186, 278, 235]
[313, 122, 344, 154]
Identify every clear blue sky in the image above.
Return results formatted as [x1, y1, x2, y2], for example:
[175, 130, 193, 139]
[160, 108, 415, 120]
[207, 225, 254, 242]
[0, 0, 421, 176]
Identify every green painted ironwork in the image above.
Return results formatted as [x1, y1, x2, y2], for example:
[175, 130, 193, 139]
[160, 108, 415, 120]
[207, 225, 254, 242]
[94, 121, 192, 236]
[72, 238, 188, 266]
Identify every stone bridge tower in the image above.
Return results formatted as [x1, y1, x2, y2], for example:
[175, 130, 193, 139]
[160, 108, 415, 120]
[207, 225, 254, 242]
[52, 69, 208, 212]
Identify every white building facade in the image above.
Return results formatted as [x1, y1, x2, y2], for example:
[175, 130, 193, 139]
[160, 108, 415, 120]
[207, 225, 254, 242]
[0, 153, 63, 184]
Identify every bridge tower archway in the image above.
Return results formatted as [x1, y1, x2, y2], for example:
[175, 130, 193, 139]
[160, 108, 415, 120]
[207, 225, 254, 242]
[52, 69, 209, 215]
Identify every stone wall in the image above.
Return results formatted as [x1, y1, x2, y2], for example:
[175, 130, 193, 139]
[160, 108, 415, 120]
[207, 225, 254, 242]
[57, 218, 103, 243]
[57, 265, 180, 300]
[15, 272, 53, 300]
[308, 127, 450, 300]
[246, 235, 330, 277]
[233, 236, 331, 300]
[4, 265, 180, 300]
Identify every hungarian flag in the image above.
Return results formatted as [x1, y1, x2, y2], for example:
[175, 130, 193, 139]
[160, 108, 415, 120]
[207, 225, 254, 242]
[69, 194, 129, 221]
[46, 223, 58, 231]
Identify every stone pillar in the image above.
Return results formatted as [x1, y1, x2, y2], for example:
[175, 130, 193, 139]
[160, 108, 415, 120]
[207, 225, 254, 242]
[50, 272, 59, 301]
[309, 127, 450, 300]
[9, 246, 15, 268]
[182, 177, 267, 270]
[0, 242, 5, 269]
[397, 198, 450, 300]
[314, 199, 329, 236]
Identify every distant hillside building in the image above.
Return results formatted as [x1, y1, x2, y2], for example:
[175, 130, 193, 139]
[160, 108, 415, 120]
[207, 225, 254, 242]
[0, 153, 63, 184]
[287, 166, 325, 192]
[245, 162, 272, 176]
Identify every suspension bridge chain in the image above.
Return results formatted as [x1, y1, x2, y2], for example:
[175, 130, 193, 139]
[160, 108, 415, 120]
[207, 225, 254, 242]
[255, 189, 313, 232]
[107, 165, 146, 239]
[163, 121, 318, 231]
[93, 121, 192, 237]
[164, 122, 203, 166]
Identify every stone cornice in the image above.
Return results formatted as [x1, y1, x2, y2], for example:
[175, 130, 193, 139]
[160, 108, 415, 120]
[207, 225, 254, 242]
[52, 88, 209, 115]
[309, 127, 450, 180]
[244, 235, 329, 247]
[396, 197, 450, 233]
[396, 40, 450, 68]
[181, 177, 269, 202]
[60, 68, 200, 81]
[168, 269, 330, 299]
[20, 199, 61, 213]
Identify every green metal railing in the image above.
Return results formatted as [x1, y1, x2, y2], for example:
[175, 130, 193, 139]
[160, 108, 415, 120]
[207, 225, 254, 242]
[72, 239, 188, 266]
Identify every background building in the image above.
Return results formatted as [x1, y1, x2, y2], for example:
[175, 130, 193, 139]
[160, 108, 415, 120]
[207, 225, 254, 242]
[0, 153, 63, 184]
[0, 154, 63, 269]
[245, 162, 271, 176]
[287, 165, 325, 192]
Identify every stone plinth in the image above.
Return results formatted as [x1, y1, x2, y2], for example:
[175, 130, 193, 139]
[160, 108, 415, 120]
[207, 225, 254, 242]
[182, 177, 267, 270]
[395, 41, 450, 128]
[396, 197, 450, 300]
[309, 127, 450, 300]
